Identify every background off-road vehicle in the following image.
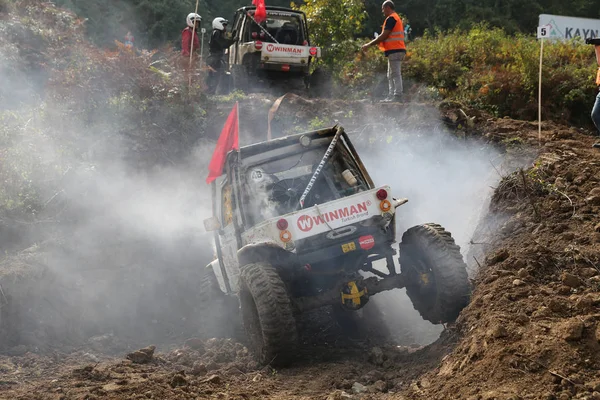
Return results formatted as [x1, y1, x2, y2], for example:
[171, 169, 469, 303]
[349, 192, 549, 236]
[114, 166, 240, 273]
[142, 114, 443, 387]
[227, 6, 322, 92]
[202, 126, 471, 366]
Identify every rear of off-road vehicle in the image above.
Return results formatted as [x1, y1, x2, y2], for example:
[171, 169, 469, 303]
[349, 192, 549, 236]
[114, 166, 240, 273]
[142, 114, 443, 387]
[202, 126, 471, 366]
[228, 6, 321, 91]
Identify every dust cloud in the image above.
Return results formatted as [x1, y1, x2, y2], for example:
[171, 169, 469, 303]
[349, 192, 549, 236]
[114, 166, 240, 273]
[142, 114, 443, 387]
[353, 105, 503, 346]
[2, 4, 504, 354]
[0, 54, 223, 353]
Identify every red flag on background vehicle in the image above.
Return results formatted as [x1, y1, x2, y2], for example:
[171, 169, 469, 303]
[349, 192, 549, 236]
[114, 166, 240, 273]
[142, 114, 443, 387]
[206, 102, 239, 184]
[252, 0, 266, 24]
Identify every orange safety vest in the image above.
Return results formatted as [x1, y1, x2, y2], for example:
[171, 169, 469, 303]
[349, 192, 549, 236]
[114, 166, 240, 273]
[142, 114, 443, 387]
[597, 67, 600, 86]
[378, 12, 406, 52]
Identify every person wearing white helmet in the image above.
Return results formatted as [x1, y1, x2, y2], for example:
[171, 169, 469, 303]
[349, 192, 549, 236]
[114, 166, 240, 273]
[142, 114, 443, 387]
[181, 13, 202, 57]
[206, 17, 236, 94]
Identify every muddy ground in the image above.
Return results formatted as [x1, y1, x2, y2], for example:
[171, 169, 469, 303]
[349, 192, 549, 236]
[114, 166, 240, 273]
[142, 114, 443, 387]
[1, 96, 600, 400]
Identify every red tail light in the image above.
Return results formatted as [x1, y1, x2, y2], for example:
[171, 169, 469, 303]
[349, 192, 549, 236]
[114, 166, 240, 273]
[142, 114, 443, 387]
[277, 219, 288, 230]
[376, 189, 388, 200]
[309, 47, 317, 56]
[255, 41, 263, 50]
[281, 64, 290, 72]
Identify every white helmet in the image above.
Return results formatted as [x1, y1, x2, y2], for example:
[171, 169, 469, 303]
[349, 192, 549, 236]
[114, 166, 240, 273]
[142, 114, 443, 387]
[186, 13, 202, 28]
[212, 17, 228, 31]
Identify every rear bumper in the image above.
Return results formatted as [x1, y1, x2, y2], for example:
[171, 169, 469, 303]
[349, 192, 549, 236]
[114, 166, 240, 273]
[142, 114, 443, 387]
[259, 62, 309, 74]
[295, 224, 395, 269]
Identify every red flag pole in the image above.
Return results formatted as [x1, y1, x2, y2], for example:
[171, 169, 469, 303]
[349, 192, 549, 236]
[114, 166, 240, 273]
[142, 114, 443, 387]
[236, 101, 240, 148]
[188, 0, 200, 90]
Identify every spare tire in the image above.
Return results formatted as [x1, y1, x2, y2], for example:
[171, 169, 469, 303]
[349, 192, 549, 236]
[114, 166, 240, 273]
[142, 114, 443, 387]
[239, 262, 298, 366]
[399, 223, 471, 324]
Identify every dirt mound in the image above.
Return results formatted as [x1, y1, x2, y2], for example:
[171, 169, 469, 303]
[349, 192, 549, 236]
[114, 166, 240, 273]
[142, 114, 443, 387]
[0, 242, 85, 353]
[401, 119, 600, 399]
[0, 334, 460, 399]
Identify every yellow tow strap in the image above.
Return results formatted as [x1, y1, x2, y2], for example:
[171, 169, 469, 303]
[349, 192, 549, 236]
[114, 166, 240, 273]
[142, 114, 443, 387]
[341, 281, 367, 306]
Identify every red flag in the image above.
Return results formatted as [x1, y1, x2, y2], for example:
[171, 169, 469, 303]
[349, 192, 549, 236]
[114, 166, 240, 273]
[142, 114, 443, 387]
[252, 0, 266, 24]
[206, 103, 239, 184]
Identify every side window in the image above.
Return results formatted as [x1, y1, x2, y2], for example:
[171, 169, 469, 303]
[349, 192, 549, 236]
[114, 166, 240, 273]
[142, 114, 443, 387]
[233, 13, 243, 41]
[303, 15, 309, 44]
[221, 183, 234, 227]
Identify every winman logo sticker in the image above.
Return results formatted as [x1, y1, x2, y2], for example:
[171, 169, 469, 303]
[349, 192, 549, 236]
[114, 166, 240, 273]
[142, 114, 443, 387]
[359, 235, 375, 250]
[296, 201, 372, 232]
[266, 43, 304, 54]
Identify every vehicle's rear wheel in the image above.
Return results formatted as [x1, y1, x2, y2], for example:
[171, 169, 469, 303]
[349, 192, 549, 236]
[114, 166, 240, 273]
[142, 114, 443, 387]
[197, 266, 242, 338]
[239, 262, 298, 366]
[308, 68, 333, 98]
[399, 223, 471, 324]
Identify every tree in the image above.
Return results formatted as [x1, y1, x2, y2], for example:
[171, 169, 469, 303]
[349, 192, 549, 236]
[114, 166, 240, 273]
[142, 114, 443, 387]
[54, 0, 210, 48]
[54, 0, 297, 49]
[365, 0, 600, 37]
[292, 0, 366, 48]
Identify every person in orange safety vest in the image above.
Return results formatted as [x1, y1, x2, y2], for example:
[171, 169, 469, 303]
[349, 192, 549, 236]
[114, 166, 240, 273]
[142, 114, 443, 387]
[361, 0, 406, 102]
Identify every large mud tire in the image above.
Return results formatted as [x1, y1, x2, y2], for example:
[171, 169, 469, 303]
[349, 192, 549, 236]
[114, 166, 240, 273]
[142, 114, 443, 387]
[197, 266, 241, 339]
[239, 262, 298, 366]
[399, 223, 471, 324]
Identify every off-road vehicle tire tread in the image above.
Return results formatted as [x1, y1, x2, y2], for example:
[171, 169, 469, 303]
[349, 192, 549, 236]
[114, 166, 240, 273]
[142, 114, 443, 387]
[239, 262, 298, 366]
[197, 266, 241, 338]
[199, 265, 221, 296]
[399, 223, 471, 324]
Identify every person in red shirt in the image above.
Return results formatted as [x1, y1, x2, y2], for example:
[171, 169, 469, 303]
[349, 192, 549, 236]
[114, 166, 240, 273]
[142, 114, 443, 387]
[182, 13, 202, 57]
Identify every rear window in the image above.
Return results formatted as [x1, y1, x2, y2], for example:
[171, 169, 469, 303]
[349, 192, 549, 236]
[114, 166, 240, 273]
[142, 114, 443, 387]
[245, 11, 306, 45]
[241, 140, 369, 225]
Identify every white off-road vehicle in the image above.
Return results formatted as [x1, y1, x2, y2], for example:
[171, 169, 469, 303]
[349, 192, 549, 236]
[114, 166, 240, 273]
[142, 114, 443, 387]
[227, 6, 321, 91]
[202, 126, 471, 366]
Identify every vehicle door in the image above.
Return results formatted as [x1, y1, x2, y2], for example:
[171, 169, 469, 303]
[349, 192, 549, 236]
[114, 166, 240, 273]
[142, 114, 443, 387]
[229, 11, 244, 65]
[218, 178, 242, 291]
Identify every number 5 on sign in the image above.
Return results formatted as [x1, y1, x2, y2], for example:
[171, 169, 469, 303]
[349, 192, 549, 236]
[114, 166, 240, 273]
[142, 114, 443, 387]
[537, 24, 551, 39]
[536, 24, 551, 146]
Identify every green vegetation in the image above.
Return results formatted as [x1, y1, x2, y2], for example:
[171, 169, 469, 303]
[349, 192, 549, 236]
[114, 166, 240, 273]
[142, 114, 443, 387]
[332, 25, 596, 125]
[404, 26, 596, 125]
[297, 0, 366, 47]
[52, 0, 292, 48]
[49, 0, 600, 50]
[0, 2, 207, 222]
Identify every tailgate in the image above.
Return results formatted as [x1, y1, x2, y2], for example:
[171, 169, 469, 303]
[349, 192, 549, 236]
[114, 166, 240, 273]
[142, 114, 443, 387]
[289, 186, 390, 240]
[261, 43, 320, 63]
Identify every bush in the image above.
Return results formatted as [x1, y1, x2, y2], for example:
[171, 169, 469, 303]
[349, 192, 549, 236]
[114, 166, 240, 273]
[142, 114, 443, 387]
[0, 1, 209, 221]
[329, 24, 596, 125]
[403, 25, 597, 125]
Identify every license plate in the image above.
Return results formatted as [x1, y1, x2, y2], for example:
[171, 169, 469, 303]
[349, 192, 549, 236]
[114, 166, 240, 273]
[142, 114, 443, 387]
[341, 242, 356, 253]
